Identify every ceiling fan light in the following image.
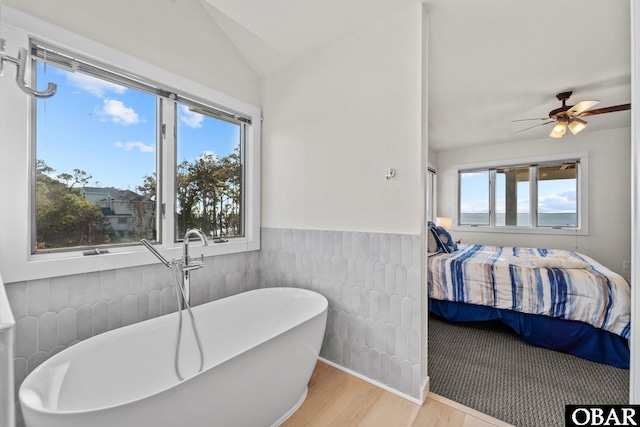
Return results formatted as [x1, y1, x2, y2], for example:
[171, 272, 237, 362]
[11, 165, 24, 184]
[568, 118, 587, 135]
[550, 121, 566, 138]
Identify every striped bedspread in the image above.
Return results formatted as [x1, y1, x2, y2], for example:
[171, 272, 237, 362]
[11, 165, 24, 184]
[428, 244, 631, 339]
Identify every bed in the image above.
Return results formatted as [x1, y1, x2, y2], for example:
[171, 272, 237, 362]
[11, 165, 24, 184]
[428, 244, 631, 369]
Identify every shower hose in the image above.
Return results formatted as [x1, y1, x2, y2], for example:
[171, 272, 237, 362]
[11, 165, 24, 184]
[170, 262, 205, 381]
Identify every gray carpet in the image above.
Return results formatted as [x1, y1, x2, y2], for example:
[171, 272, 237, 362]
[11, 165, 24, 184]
[428, 314, 629, 427]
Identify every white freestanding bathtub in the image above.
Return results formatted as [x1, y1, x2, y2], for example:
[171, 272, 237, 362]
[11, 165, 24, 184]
[19, 287, 328, 427]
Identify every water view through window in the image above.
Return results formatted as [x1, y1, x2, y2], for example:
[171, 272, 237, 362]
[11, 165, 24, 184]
[459, 171, 490, 225]
[537, 164, 577, 227]
[459, 162, 578, 227]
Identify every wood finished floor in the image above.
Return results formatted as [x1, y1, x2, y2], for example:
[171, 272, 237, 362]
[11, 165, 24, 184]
[281, 361, 514, 427]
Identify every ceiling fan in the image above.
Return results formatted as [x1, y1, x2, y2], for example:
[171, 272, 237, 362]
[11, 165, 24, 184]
[513, 91, 631, 138]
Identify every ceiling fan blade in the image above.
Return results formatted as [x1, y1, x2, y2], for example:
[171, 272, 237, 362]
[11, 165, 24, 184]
[511, 117, 551, 123]
[515, 120, 555, 134]
[578, 103, 631, 117]
[566, 100, 600, 116]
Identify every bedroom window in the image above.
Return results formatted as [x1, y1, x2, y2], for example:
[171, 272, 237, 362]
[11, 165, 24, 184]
[459, 170, 490, 225]
[30, 40, 255, 254]
[455, 154, 588, 235]
[495, 166, 530, 226]
[537, 163, 577, 227]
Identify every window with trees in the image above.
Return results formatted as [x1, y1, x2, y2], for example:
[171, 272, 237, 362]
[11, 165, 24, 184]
[455, 154, 588, 234]
[175, 103, 244, 240]
[32, 41, 250, 253]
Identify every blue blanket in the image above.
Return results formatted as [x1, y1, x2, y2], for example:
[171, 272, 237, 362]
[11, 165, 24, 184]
[428, 244, 631, 340]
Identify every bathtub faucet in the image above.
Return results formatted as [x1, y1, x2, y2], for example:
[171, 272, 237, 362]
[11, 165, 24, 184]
[140, 230, 209, 309]
[181, 229, 209, 309]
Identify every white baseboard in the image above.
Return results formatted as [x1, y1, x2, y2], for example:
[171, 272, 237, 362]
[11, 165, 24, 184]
[318, 357, 427, 406]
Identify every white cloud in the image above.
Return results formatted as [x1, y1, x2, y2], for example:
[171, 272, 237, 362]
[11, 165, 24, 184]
[115, 141, 155, 153]
[100, 99, 140, 125]
[179, 105, 204, 128]
[195, 151, 219, 162]
[538, 189, 576, 213]
[67, 73, 126, 97]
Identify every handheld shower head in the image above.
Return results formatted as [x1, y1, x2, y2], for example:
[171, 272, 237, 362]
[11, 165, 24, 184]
[140, 239, 172, 268]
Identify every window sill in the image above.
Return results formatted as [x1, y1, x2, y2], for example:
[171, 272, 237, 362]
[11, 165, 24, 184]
[5, 239, 259, 283]
[453, 225, 588, 236]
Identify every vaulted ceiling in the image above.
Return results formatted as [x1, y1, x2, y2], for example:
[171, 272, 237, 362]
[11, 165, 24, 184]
[197, 0, 419, 76]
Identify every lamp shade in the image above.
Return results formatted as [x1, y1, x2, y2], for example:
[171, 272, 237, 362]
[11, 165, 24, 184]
[550, 120, 567, 138]
[568, 118, 587, 135]
[436, 217, 452, 230]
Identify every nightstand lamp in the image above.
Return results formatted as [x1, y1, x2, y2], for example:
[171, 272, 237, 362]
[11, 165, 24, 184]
[435, 216, 452, 230]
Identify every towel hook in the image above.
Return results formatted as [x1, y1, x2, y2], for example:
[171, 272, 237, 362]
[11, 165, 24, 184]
[0, 40, 57, 98]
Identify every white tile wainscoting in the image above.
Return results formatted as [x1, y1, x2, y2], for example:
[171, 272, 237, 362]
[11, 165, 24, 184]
[260, 227, 422, 399]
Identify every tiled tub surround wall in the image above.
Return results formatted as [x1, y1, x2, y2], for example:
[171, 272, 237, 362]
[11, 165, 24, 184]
[260, 227, 422, 400]
[5, 250, 260, 422]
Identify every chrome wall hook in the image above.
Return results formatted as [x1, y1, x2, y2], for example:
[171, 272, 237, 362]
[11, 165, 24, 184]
[386, 168, 397, 180]
[0, 40, 57, 98]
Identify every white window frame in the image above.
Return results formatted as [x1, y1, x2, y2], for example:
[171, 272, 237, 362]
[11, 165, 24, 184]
[0, 8, 261, 282]
[452, 152, 589, 236]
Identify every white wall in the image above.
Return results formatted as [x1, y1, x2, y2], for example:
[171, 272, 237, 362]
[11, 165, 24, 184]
[428, 147, 437, 164]
[260, 3, 429, 400]
[261, 5, 425, 236]
[2, 0, 261, 106]
[435, 126, 631, 279]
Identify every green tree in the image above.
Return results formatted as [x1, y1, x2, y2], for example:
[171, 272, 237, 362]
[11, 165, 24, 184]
[172, 149, 241, 239]
[176, 160, 199, 237]
[126, 174, 157, 240]
[36, 161, 113, 249]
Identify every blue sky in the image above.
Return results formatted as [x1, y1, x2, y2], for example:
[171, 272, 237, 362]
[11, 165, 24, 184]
[36, 63, 240, 192]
